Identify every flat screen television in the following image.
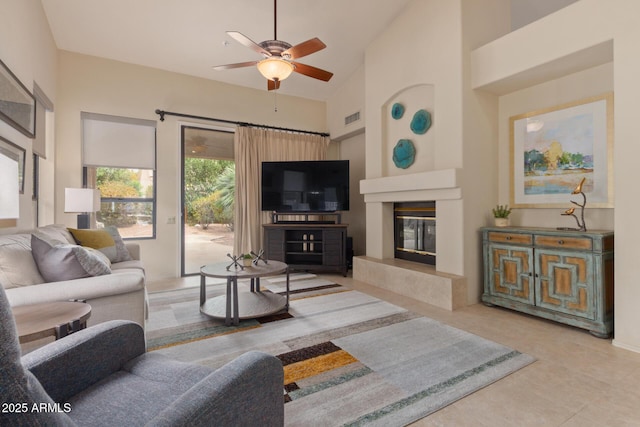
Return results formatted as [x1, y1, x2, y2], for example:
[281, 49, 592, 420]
[261, 160, 349, 212]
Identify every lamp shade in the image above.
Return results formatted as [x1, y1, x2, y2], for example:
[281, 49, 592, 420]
[0, 151, 19, 219]
[257, 58, 294, 81]
[64, 188, 101, 213]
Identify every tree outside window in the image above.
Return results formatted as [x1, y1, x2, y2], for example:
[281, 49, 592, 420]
[94, 167, 155, 238]
[183, 159, 234, 230]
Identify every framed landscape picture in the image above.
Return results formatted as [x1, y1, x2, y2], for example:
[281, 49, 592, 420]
[509, 93, 613, 208]
[0, 58, 36, 138]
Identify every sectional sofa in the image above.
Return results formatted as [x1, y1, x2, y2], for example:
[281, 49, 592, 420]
[0, 224, 146, 337]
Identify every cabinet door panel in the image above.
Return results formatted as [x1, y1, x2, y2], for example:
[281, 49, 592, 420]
[265, 229, 285, 262]
[323, 230, 344, 266]
[535, 250, 594, 320]
[488, 244, 534, 304]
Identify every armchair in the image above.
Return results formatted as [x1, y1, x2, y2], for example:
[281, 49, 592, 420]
[0, 286, 284, 426]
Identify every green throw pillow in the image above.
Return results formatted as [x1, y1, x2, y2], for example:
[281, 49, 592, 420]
[68, 226, 132, 263]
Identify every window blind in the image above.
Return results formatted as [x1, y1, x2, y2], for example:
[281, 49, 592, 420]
[82, 112, 156, 169]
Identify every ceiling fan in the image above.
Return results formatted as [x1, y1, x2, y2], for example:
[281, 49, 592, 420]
[212, 0, 333, 90]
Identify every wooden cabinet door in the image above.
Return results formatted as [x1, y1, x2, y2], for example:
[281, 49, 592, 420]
[535, 249, 595, 320]
[323, 229, 344, 266]
[487, 244, 534, 304]
[265, 228, 285, 262]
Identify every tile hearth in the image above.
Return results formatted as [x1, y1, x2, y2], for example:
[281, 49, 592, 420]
[353, 256, 466, 310]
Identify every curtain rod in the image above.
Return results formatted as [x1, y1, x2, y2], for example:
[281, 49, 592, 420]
[154, 109, 330, 137]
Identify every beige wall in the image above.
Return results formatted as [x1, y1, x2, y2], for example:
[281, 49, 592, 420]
[326, 64, 365, 140]
[472, 0, 640, 351]
[365, 0, 465, 181]
[326, 61, 367, 261]
[338, 132, 366, 257]
[357, 0, 510, 304]
[461, 0, 511, 302]
[55, 51, 327, 281]
[0, 0, 57, 232]
[363, 0, 464, 270]
[498, 63, 614, 229]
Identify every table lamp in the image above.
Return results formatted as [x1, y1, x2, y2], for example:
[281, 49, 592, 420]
[64, 188, 101, 229]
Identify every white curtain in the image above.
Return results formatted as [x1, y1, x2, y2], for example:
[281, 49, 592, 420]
[234, 126, 330, 254]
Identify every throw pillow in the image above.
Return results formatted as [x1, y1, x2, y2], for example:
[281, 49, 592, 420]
[67, 226, 132, 263]
[36, 224, 77, 245]
[0, 234, 45, 288]
[86, 246, 112, 268]
[31, 234, 111, 283]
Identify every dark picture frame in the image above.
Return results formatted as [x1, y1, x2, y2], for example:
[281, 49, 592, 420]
[0, 135, 26, 194]
[0, 58, 36, 138]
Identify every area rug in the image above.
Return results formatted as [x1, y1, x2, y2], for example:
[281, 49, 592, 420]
[147, 275, 535, 426]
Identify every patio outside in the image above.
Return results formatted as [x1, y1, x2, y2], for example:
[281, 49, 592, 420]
[183, 223, 234, 274]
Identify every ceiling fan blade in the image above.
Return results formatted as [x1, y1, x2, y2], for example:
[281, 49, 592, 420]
[227, 31, 272, 57]
[267, 79, 281, 91]
[291, 62, 333, 82]
[282, 37, 326, 60]
[212, 60, 259, 71]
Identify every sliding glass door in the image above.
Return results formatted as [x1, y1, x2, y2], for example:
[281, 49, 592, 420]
[181, 126, 235, 275]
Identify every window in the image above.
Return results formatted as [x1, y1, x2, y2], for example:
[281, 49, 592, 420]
[81, 112, 156, 239]
[85, 167, 155, 238]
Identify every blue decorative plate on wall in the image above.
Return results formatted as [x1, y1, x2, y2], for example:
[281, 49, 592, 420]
[391, 103, 405, 120]
[392, 139, 416, 169]
[410, 109, 432, 135]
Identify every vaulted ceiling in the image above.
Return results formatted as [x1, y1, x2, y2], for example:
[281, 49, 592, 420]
[41, 0, 412, 101]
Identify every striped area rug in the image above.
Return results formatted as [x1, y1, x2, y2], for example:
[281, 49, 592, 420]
[147, 275, 535, 426]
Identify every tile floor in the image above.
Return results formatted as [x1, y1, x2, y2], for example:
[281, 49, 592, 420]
[147, 273, 640, 426]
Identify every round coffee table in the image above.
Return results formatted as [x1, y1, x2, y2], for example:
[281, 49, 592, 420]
[200, 260, 289, 325]
[13, 301, 92, 344]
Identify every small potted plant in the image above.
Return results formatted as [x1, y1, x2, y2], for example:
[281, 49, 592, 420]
[492, 204, 512, 227]
[242, 253, 253, 267]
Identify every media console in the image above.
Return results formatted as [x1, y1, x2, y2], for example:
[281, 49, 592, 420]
[263, 221, 348, 277]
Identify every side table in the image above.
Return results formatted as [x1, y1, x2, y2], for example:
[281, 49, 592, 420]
[200, 260, 289, 326]
[13, 301, 92, 344]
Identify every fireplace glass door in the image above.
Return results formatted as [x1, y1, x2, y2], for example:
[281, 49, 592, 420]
[394, 202, 436, 265]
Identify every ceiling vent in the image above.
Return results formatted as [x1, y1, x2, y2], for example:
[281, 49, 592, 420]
[344, 111, 360, 126]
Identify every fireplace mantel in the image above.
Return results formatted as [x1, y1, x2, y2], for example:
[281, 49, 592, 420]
[359, 168, 461, 202]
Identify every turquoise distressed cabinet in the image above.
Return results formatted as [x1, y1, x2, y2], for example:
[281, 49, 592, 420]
[481, 227, 614, 337]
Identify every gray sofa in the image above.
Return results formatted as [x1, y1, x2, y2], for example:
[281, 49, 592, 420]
[0, 285, 285, 426]
[0, 225, 146, 335]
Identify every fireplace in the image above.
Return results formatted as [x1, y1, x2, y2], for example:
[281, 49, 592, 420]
[356, 169, 465, 310]
[394, 202, 436, 265]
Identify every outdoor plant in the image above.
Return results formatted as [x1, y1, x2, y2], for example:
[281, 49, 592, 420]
[492, 204, 512, 218]
[191, 193, 218, 229]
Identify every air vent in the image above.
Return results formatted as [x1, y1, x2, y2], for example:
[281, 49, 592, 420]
[344, 111, 360, 125]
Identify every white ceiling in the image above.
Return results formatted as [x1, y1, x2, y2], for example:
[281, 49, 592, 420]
[41, 0, 412, 101]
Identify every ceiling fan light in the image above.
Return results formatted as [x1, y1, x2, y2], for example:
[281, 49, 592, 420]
[257, 57, 294, 81]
